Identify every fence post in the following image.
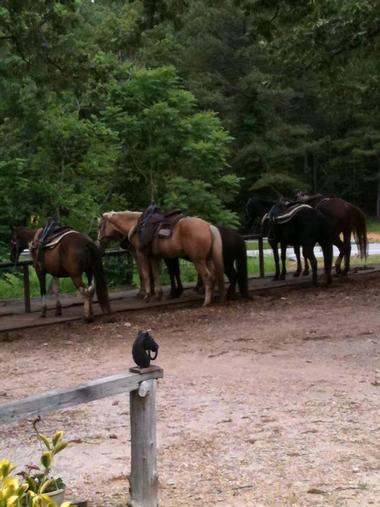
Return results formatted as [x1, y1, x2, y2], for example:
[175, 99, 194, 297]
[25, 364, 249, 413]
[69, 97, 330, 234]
[129, 378, 158, 507]
[258, 236, 265, 278]
[23, 264, 31, 313]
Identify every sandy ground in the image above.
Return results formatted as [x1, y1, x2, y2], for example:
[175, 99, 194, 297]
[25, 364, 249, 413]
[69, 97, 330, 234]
[0, 275, 379, 507]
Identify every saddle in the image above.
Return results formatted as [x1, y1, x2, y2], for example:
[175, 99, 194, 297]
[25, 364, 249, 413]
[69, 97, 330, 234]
[137, 205, 185, 249]
[31, 226, 76, 263]
[267, 203, 313, 225]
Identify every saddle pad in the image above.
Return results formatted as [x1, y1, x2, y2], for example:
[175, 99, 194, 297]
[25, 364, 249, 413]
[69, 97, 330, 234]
[44, 230, 80, 248]
[272, 204, 312, 224]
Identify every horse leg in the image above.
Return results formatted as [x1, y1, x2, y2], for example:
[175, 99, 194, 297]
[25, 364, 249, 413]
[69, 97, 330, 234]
[303, 255, 310, 276]
[293, 245, 302, 277]
[151, 257, 162, 300]
[342, 230, 351, 274]
[269, 239, 280, 281]
[334, 235, 345, 275]
[224, 260, 237, 300]
[136, 253, 153, 302]
[194, 274, 205, 294]
[194, 260, 214, 306]
[303, 245, 318, 286]
[52, 277, 62, 316]
[71, 274, 95, 322]
[37, 271, 47, 318]
[280, 242, 287, 280]
[173, 259, 183, 297]
[130, 249, 145, 298]
[165, 258, 182, 298]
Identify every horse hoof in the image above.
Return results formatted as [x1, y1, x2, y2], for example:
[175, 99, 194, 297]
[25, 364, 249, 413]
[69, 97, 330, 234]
[39, 313, 47, 319]
[85, 317, 94, 323]
[280, 274, 286, 280]
[272, 276, 279, 281]
[144, 295, 151, 303]
[303, 271, 309, 276]
[293, 271, 301, 278]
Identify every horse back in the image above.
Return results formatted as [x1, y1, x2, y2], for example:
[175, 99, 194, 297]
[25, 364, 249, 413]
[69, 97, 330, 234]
[151, 217, 213, 259]
[41, 232, 95, 276]
[318, 197, 363, 230]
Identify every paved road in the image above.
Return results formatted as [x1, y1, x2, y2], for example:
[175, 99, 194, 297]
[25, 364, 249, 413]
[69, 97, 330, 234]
[247, 242, 377, 259]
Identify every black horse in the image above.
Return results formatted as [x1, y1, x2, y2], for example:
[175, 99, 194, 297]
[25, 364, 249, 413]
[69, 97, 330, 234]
[265, 202, 333, 285]
[245, 196, 309, 278]
[168, 225, 250, 300]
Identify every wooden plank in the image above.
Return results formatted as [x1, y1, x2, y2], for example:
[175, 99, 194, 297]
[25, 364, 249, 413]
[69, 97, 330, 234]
[0, 367, 163, 425]
[129, 379, 158, 507]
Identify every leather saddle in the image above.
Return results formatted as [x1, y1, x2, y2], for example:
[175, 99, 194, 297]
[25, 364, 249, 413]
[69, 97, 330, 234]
[32, 226, 75, 263]
[137, 205, 185, 249]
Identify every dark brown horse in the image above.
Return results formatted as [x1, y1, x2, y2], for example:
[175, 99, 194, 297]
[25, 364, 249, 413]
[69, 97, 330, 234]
[296, 194, 368, 274]
[10, 226, 110, 321]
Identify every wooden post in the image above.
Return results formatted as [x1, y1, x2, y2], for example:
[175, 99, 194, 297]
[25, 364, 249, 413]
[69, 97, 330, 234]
[258, 236, 265, 278]
[23, 264, 31, 313]
[129, 379, 158, 507]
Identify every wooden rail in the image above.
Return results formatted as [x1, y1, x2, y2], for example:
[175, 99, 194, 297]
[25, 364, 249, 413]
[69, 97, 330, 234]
[0, 237, 266, 314]
[0, 365, 164, 507]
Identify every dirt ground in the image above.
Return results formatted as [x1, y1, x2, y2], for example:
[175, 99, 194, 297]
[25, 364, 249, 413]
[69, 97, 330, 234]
[0, 274, 379, 507]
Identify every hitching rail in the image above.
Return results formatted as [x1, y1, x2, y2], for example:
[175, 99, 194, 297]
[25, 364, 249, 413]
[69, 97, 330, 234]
[0, 236, 265, 314]
[0, 366, 164, 507]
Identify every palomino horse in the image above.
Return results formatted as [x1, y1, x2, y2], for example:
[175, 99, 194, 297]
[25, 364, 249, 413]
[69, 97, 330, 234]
[265, 202, 333, 286]
[170, 225, 251, 300]
[10, 226, 110, 321]
[295, 194, 368, 275]
[97, 211, 225, 306]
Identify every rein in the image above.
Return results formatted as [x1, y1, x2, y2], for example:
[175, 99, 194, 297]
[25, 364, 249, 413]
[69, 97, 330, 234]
[148, 350, 158, 360]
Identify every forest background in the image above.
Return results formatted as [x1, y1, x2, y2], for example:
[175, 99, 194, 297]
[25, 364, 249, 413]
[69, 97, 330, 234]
[1, 0, 380, 259]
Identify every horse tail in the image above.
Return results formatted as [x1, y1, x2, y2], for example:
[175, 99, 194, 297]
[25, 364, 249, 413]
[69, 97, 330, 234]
[350, 205, 368, 259]
[235, 237, 250, 298]
[87, 242, 111, 314]
[209, 225, 225, 302]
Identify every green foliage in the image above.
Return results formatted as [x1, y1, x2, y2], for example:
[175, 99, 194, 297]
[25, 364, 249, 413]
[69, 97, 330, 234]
[0, 428, 73, 506]
[250, 172, 309, 197]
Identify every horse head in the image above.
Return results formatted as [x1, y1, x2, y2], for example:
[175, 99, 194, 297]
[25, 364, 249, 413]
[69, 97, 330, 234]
[132, 330, 159, 368]
[97, 212, 123, 252]
[97, 211, 142, 251]
[245, 197, 275, 233]
[10, 226, 31, 264]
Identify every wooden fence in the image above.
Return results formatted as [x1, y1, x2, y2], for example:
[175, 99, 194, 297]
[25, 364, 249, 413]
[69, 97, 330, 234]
[0, 365, 164, 507]
[0, 235, 265, 314]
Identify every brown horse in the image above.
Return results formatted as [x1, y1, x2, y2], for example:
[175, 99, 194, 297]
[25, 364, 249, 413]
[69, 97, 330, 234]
[296, 194, 368, 274]
[97, 211, 225, 306]
[10, 226, 110, 321]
